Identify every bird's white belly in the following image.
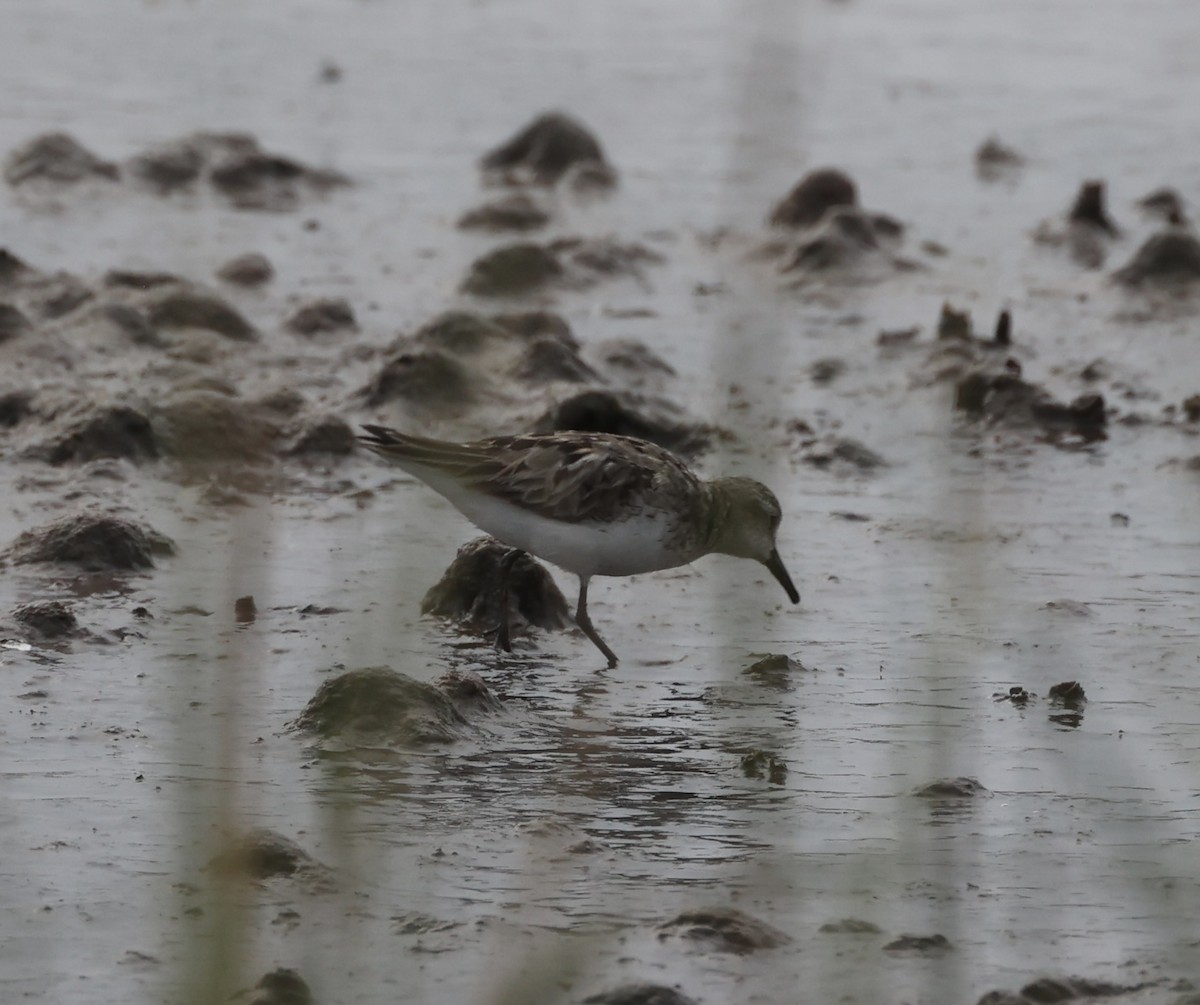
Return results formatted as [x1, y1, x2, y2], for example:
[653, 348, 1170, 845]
[446, 491, 684, 577]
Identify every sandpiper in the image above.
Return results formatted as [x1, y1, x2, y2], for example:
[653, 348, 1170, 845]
[359, 425, 799, 667]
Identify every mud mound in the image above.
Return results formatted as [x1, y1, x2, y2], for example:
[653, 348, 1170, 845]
[458, 192, 551, 232]
[1033, 180, 1119, 268]
[130, 131, 350, 210]
[481, 111, 616, 188]
[4, 132, 119, 186]
[512, 336, 600, 383]
[955, 369, 1107, 440]
[3, 512, 175, 571]
[421, 536, 573, 637]
[217, 253, 274, 287]
[780, 206, 907, 274]
[292, 666, 493, 746]
[24, 404, 160, 465]
[461, 242, 564, 297]
[358, 350, 473, 409]
[147, 289, 256, 341]
[582, 986, 698, 1005]
[208, 829, 334, 893]
[152, 391, 281, 463]
[769, 167, 857, 228]
[284, 297, 357, 335]
[1112, 228, 1200, 286]
[975, 136, 1024, 181]
[242, 969, 314, 1005]
[658, 907, 791, 954]
[285, 415, 357, 456]
[533, 389, 711, 457]
[12, 600, 81, 640]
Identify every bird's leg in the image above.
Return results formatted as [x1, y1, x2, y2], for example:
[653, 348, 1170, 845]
[493, 547, 525, 654]
[575, 576, 618, 668]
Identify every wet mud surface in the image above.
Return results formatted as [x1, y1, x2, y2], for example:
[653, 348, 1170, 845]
[1, 1, 1199, 1004]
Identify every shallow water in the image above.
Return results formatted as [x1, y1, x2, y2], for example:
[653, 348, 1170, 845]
[1, 1, 1199, 1003]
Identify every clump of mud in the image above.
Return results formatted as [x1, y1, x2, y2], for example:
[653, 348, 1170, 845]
[11, 600, 81, 640]
[285, 415, 357, 457]
[461, 242, 564, 297]
[657, 907, 791, 954]
[1033, 180, 1119, 268]
[291, 666, 498, 746]
[976, 975, 1160, 1004]
[954, 367, 1107, 442]
[819, 918, 882, 934]
[458, 192, 551, 232]
[460, 238, 663, 297]
[1136, 187, 1187, 225]
[582, 985, 699, 1005]
[883, 934, 953, 956]
[285, 297, 357, 335]
[147, 288, 256, 340]
[768, 167, 857, 228]
[1112, 228, 1200, 287]
[151, 391, 282, 463]
[4, 132, 119, 186]
[914, 777, 990, 799]
[5, 130, 349, 211]
[532, 389, 712, 457]
[130, 131, 350, 210]
[216, 252, 274, 287]
[22, 404, 160, 465]
[480, 111, 617, 190]
[241, 968, 314, 1005]
[421, 536, 573, 639]
[357, 349, 473, 410]
[975, 136, 1025, 181]
[2, 512, 175, 571]
[208, 829, 334, 893]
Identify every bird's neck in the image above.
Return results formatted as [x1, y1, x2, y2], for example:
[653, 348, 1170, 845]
[699, 479, 737, 555]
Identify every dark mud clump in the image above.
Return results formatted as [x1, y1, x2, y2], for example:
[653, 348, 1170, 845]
[461, 242, 565, 297]
[1069, 180, 1118, 235]
[148, 289, 256, 341]
[291, 666, 480, 746]
[480, 111, 616, 189]
[819, 918, 883, 934]
[217, 252, 274, 287]
[883, 933, 953, 956]
[533, 389, 711, 457]
[5, 132, 119, 186]
[658, 907, 791, 954]
[421, 536, 573, 638]
[0, 303, 32, 341]
[743, 653, 807, 689]
[914, 777, 989, 799]
[955, 367, 1107, 442]
[285, 415, 357, 457]
[1034, 181, 1119, 268]
[779, 207, 909, 275]
[1112, 228, 1200, 287]
[795, 434, 887, 474]
[358, 350, 473, 410]
[243, 968, 314, 1005]
[512, 336, 600, 383]
[975, 136, 1025, 181]
[740, 750, 787, 784]
[152, 391, 281, 463]
[458, 192, 551, 232]
[582, 985, 698, 1005]
[12, 600, 81, 640]
[434, 668, 505, 717]
[769, 167, 858, 228]
[284, 297, 357, 335]
[1137, 187, 1187, 225]
[402, 310, 518, 355]
[977, 976, 1158, 1004]
[3, 512, 175, 571]
[130, 131, 350, 209]
[208, 829, 334, 893]
[0, 389, 34, 427]
[24, 404, 160, 465]
[552, 236, 665, 283]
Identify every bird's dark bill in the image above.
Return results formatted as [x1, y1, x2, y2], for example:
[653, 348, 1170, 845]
[765, 549, 800, 604]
